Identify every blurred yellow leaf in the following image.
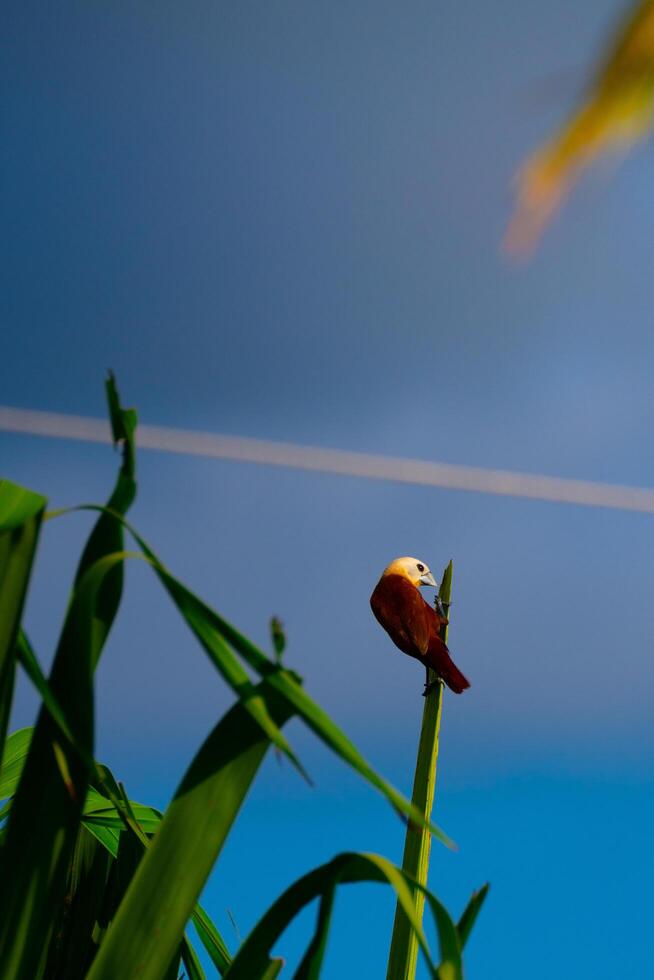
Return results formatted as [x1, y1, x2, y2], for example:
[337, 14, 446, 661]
[506, 0, 654, 255]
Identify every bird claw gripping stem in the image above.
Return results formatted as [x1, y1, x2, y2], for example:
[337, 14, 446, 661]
[434, 596, 451, 623]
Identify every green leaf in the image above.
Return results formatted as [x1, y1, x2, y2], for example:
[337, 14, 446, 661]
[259, 960, 285, 979]
[71, 373, 137, 669]
[456, 883, 489, 949]
[192, 904, 233, 975]
[270, 616, 286, 662]
[267, 668, 453, 847]
[0, 371, 138, 978]
[87, 678, 295, 980]
[0, 727, 33, 801]
[294, 885, 336, 979]
[82, 800, 233, 978]
[96, 820, 143, 930]
[181, 938, 207, 980]
[83, 794, 162, 834]
[223, 852, 461, 980]
[146, 567, 307, 780]
[17, 630, 77, 744]
[43, 824, 113, 979]
[83, 820, 121, 858]
[50, 504, 306, 780]
[0, 480, 46, 758]
[6, 648, 233, 979]
[0, 553, 136, 980]
[0, 480, 46, 531]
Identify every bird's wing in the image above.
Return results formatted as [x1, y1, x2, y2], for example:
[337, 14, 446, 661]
[392, 578, 433, 657]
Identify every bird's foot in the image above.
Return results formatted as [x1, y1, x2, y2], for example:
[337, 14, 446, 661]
[434, 597, 450, 618]
[422, 678, 442, 697]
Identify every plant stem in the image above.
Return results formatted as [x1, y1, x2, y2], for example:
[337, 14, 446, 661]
[386, 560, 453, 980]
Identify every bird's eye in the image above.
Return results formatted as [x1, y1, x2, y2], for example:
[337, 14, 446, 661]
[417, 563, 425, 573]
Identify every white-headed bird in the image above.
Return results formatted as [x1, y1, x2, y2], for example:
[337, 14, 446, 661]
[370, 556, 470, 694]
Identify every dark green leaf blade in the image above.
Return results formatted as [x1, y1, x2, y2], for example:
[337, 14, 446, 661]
[456, 883, 489, 949]
[43, 825, 113, 979]
[17, 630, 76, 744]
[52, 504, 306, 779]
[87, 679, 295, 980]
[266, 669, 454, 849]
[71, 373, 137, 669]
[181, 937, 207, 980]
[0, 375, 141, 977]
[0, 481, 46, 757]
[192, 904, 233, 975]
[0, 727, 33, 801]
[3, 669, 232, 979]
[223, 852, 455, 980]
[0, 551, 135, 979]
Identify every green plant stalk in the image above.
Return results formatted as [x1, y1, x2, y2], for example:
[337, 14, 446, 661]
[386, 560, 453, 980]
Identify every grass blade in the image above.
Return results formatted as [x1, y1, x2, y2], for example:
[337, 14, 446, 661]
[50, 504, 306, 779]
[456, 883, 489, 949]
[0, 553, 136, 979]
[0, 480, 46, 757]
[192, 904, 233, 975]
[87, 678, 295, 980]
[294, 886, 336, 979]
[9, 636, 234, 975]
[71, 373, 136, 663]
[181, 938, 207, 980]
[0, 376, 139, 977]
[223, 852, 461, 980]
[43, 825, 113, 978]
[17, 630, 77, 743]
[259, 960, 285, 979]
[0, 727, 33, 801]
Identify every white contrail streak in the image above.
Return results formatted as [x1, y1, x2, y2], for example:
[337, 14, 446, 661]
[1, 403, 654, 514]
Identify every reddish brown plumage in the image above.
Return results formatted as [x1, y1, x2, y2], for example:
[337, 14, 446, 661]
[370, 573, 470, 694]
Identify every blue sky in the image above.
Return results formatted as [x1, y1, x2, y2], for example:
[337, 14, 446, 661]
[3, 1, 654, 976]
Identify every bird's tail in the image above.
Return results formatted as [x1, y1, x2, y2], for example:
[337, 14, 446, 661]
[426, 639, 470, 694]
[439, 659, 470, 694]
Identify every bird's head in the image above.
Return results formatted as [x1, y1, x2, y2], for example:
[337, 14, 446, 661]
[382, 556, 437, 589]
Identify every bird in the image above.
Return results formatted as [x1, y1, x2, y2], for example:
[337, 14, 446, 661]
[370, 556, 470, 694]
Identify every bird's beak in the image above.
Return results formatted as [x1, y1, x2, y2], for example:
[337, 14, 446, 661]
[419, 571, 437, 588]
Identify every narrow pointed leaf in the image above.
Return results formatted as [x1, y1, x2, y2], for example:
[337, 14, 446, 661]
[50, 505, 305, 778]
[87, 679, 295, 980]
[17, 630, 76, 743]
[223, 852, 461, 980]
[43, 825, 113, 979]
[0, 552, 135, 980]
[72, 373, 136, 661]
[0, 727, 33, 801]
[456, 883, 489, 949]
[193, 904, 233, 975]
[260, 960, 285, 979]
[5, 650, 232, 978]
[0, 480, 46, 757]
[294, 886, 336, 979]
[181, 938, 207, 980]
[0, 377, 139, 977]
